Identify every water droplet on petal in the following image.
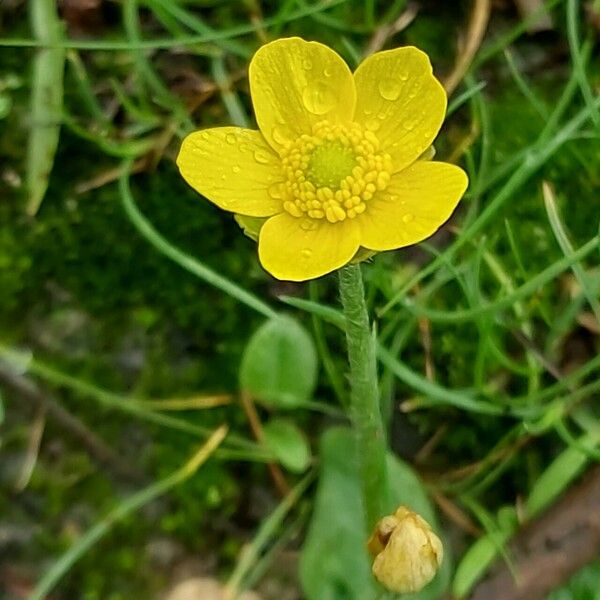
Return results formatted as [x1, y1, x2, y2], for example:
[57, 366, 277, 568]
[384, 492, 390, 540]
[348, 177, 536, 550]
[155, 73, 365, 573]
[239, 142, 250, 152]
[225, 133, 236, 144]
[365, 118, 380, 132]
[378, 77, 402, 101]
[300, 218, 318, 231]
[253, 149, 271, 164]
[272, 126, 288, 146]
[302, 59, 313, 70]
[403, 120, 416, 131]
[324, 68, 332, 77]
[301, 248, 312, 259]
[302, 81, 336, 115]
[268, 182, 284, 199]
[233, 165, 240, 173]
[403, 213, 414, 223]
[399, 72, 408, 81]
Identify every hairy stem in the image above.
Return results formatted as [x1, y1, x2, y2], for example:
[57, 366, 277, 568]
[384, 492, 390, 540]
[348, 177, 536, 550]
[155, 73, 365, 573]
[338, 263, 389, 528]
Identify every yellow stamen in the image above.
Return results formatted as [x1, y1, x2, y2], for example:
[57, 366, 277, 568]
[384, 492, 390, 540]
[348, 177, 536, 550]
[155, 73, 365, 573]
[280, 121, 393, 224]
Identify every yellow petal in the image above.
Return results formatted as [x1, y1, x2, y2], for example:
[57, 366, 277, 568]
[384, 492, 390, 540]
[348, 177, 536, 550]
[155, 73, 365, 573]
[249, 37, 356, 152]
[258, 213, 360, 281]
[358, 161, 468, 251]
[177, 127, 282, 217]
[353, 47, 447, 173]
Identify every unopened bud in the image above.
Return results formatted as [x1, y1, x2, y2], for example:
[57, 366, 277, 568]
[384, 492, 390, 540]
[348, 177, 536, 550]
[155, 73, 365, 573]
[367, 505, 443, 594]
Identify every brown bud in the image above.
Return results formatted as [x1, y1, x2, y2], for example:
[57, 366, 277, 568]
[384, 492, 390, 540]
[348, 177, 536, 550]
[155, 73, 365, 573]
[367, 506, 443, 594]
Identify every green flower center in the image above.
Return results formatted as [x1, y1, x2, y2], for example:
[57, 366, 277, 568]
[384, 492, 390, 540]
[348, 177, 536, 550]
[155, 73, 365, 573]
[307, 141, 357, 189]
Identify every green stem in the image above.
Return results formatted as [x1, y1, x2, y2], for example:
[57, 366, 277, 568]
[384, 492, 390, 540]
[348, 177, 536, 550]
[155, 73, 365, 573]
[338, 263, 389, 528]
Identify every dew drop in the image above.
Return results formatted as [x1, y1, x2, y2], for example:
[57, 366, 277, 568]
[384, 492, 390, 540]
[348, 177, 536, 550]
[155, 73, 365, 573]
[378, 77, 402, 101]
[268, 182, 284, 199]
[220, 174, 227, 180]
[403, 119, 416, 131]
[402, 213, 414, 223]
[323, 68, 332, 77]
[253, 149, 271, 164]
[201, 131, 210, 140]
[272, 126, 288, 145]
[233, 165, 241, 173]
[301, 248, 312, 259]
[365, 118, 380, 132]
[302, 59, 313, 70]
[239, 142, 250, 153]
[300, 218, 318, 231]
[302, 81, 336, 115]
[399, 72, 408, 81]
[225, 133, 237, 144]
[377, 111, 387, 120]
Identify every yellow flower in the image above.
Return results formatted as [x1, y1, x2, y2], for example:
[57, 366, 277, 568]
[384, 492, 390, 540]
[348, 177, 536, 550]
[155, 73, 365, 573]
[177, 38, 468, 281]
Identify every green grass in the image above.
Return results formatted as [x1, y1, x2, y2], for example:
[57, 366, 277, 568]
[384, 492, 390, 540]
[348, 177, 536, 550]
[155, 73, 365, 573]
[1, 0, 599, 598]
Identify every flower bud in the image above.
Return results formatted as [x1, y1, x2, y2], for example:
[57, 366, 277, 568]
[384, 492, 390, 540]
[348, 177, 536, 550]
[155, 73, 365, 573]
[367, 505, 443, 594]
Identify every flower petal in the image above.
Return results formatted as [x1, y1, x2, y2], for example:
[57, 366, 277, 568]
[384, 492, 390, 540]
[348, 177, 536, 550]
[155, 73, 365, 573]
[177, 127, 282, 217]
[249, 37, 356, 152]
[258, 213, 360, 281]
[358, 161, 468, 251]
[353, 47, 447, 173]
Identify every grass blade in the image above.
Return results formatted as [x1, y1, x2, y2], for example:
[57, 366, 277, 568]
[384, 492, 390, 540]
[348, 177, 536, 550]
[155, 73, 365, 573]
[26, 0, 65, 215]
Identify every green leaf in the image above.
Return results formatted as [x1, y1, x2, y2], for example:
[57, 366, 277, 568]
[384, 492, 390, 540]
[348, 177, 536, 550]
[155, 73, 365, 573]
[239, 315, 318, 409]
[526, 431, 600, 519]
[263, 419, 311, 473]
[0, 93, 11, 119]
[300, 427, 449, 600]
[452, 507, 518, 599]
[26, 0, 66, 215]
[547, 558, 600, 600]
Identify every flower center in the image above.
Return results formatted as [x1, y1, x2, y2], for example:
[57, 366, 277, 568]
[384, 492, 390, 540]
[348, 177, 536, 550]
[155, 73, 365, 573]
[279, 121, 393, 223]
[307, 141, 356, 188]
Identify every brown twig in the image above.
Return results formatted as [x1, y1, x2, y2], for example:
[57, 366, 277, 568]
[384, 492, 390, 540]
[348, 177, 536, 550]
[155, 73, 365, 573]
[239, 391, 290, 497]
[469, 465, 600, 600]
[0, 363, 145, 484]
[446, 118, 480, 165]
[418, 319, 435, 381]
[436, 434, 532, 483]
[513, 0, 553, 33]
[432, 490, 481, 537]
[442, 0, 491, 96]
[415, 423, 449, 464]
[364, 3, 419, 56]
[13, 404, 46, 492]
[75, 158, 146, 193]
